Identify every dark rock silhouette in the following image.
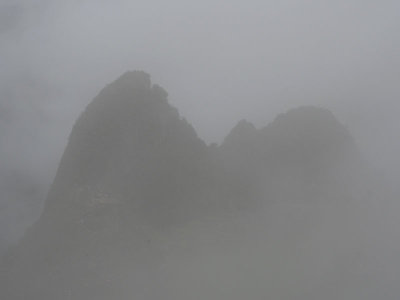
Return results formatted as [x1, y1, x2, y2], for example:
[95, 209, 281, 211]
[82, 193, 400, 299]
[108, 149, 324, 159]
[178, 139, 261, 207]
[45, 71, 215, 227]
[0, 71, 367, 300]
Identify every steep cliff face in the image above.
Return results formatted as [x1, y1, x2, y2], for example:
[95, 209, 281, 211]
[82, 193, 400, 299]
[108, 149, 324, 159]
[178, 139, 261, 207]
[45, 71, 215, 226]
[1, 72, 368, 300]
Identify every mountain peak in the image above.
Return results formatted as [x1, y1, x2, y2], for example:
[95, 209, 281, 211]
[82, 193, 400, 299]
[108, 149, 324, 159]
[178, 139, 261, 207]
[111, 70, 152, 90]
[44, 71, 208, 225]
[268, 106, 339, 129]
[232, 119, 256, 134]
[222, 119, 257, 149]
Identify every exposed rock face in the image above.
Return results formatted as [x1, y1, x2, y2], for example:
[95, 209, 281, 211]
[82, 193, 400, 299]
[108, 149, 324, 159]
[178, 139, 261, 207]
[0, 72, 367, 300]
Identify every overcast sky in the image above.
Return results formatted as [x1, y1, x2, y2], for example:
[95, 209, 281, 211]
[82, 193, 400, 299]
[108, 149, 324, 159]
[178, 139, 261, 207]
[1, 0, 399, 183]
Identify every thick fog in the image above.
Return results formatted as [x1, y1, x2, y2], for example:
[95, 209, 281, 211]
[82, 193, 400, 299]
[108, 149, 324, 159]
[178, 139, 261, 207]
[2, 0, 400, 156]
[1, 0, 400, 298]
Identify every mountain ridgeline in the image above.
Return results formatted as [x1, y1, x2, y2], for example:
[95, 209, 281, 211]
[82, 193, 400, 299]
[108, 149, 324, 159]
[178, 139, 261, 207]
[1, 71, 368, 299]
